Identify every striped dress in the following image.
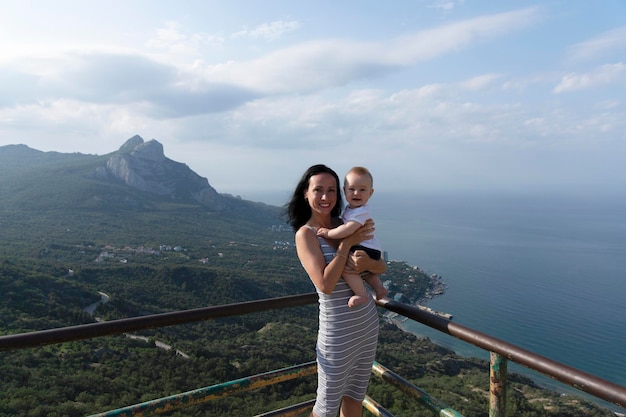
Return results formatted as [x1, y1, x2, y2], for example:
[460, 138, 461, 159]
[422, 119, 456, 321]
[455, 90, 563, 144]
[311, 230, 379, 417]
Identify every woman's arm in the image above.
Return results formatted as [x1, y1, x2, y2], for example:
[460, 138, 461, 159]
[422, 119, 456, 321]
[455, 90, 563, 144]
[296, 227, 350, 294]
[296, 220, 376, 294]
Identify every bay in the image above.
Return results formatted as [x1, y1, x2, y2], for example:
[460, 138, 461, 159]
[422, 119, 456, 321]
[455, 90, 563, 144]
[373, 191, 626, 410]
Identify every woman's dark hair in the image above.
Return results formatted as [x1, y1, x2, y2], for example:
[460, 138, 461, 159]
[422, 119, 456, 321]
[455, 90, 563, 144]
[284, 164, 343, 231]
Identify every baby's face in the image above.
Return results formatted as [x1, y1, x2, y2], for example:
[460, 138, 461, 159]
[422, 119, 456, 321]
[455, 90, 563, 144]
[344, 172, 374, 208]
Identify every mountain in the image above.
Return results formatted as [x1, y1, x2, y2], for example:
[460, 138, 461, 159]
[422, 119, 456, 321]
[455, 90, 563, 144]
[0, 135, 284, 264]
[0, 135, 280, 221]
[93, 135, 224, 209]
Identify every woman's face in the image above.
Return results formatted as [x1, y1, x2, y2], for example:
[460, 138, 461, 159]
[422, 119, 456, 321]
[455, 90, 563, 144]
[305, 173, 338, 215]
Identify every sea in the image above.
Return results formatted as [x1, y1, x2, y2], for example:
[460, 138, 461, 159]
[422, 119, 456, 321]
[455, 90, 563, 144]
[250, 189, 626, 412]
[372, 190, 626, 412]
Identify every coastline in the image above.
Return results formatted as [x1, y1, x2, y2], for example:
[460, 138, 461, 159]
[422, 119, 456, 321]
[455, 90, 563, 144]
[382, 266, 452, 327]
[383, 267, 625, 416]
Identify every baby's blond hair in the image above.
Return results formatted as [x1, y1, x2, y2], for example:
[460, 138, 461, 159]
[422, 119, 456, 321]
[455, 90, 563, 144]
[345, 166, 373, 186]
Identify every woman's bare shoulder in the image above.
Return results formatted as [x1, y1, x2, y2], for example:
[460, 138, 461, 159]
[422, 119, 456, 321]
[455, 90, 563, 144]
[295, 225, 315, 240]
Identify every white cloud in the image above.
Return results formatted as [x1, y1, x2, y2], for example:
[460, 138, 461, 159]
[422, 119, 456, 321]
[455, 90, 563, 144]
[189, 8, 540, 95]
[428, 0, 465, 12]
[232, 20, 300, 40]
[146, 21, 225, 56]
[567, 26, 626, 63]
[386, 7, 540, 64]
[459, 74, 502, 91]
[0, 7, 542, 121]
[553, 62, 626, 93]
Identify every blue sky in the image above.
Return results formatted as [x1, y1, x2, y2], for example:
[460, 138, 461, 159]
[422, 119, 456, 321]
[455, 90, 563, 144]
[1, 1, 625, 200]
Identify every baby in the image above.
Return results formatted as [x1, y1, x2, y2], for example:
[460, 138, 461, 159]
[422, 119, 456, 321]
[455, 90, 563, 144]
[317, 166, 388, 307]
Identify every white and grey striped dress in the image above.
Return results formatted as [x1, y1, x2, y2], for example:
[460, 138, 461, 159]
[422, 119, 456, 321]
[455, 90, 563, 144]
[311, 231, 379, 417]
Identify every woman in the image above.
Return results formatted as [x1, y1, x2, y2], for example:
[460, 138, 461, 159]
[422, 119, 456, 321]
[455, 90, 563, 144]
[286, 164, 386, 417]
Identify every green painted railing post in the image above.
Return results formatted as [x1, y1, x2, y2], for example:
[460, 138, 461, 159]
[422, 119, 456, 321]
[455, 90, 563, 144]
[490, 352, 507, 417]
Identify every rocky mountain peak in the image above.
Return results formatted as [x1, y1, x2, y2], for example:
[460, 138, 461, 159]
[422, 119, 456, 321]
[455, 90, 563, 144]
[131, 140, 165, 162]
[118, 135, 145, 153]
[118, 135, 166, 162]
[97, 135, 224, 209]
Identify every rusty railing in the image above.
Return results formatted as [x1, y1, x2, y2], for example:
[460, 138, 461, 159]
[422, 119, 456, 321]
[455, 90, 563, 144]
[1, 293, 625, 416]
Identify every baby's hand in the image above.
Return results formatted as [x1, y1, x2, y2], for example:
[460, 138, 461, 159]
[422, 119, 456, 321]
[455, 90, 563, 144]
[316, 227, 330, 238]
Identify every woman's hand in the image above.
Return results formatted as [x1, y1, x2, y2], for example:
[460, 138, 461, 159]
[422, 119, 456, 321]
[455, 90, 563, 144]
[340, 219, 386, 275]
[351, 250, 386, 275]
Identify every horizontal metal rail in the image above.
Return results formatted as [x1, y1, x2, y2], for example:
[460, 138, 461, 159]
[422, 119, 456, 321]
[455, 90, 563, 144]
[87, 361, 317, 417]
[372, 361, 464, 416]
[0, 293, 318, 351]
[362, 395, 395, 417]
[376, 297, 626, 410]
[253, 399, 315, 417]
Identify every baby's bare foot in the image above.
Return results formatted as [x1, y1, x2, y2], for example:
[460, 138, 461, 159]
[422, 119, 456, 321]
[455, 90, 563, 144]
[348, 295, 368, 308]
[375, 287, 388, 300]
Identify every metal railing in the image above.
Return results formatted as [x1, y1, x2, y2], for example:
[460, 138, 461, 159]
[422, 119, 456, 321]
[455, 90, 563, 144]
[0, 293, 318, 351]
[376, 297, 626, 414]
[86, 362, 319, 417]
[1, 293, 625, 416]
